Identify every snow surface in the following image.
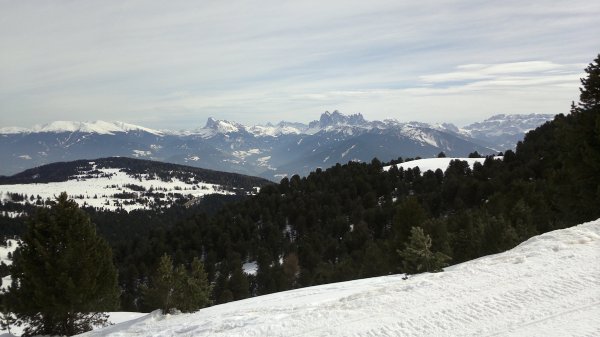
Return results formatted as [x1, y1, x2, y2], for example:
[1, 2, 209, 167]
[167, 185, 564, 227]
[0, 240, 18, 266]
[248, 124, 303, 137]
[0, 312, 147, 337]
[401, 125, 439, 147]
[383, 157, 499, 173]
[0, 240, 19, 293]
[80, 219, 600, 337]
[0, 165, 233, 212]
[242, 261, 258, 276]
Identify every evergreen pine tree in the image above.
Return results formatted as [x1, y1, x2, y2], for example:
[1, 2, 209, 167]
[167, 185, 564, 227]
[7, 192, 119, 336]
[579, 54, 600, 110]
[173, 257, 212, 312]
[398, 226, 451, 274]
[142, 254, 176, 314]
[143, 254, 211, 314]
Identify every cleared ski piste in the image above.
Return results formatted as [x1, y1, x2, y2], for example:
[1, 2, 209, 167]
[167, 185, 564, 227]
[78, 218, 600, 337]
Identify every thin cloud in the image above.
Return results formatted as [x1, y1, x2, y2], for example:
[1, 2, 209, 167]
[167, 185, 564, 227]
[420, 61, 579, 83]
[0, 0, 598, 128]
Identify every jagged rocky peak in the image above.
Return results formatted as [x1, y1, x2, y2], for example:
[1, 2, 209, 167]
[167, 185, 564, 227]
[204, 117, 220, 129]
[203, 117, 242, 133]
[309, 110, 368, 129]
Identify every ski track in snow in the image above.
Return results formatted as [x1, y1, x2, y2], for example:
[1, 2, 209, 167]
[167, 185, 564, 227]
[80, 219, 600, 337]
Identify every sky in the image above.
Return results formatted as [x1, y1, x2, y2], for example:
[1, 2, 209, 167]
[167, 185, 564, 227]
[1, 0, 599, 130]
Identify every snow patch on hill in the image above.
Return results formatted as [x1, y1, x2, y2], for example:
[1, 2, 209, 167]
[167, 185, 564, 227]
[0, 239, 20, 293]
[383, 157, 501, 173]
[0, 164, 233, 212]
[79, 219, 600, 337]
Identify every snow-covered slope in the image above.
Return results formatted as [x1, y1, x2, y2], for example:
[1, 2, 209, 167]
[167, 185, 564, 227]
[383, 157, 501, 173]
[80, 219, 600, 337]
[0, 165, 230, 212]
[0, 312, 147, 336]
[0, 158, 268, 212]
[0, 239, 19, 292]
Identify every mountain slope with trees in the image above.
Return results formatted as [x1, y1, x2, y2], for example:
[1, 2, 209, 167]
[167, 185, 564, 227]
[111, 54, 599, 311]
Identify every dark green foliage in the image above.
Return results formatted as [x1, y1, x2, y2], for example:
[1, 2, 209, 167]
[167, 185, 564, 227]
[579, 54, 600, 110]
[142, 255, 176, 313]
[393, 198, 428, 244]
[142, 254, 211, 314]
[398, 227, 451, 274]
[7, 192, 119, 336]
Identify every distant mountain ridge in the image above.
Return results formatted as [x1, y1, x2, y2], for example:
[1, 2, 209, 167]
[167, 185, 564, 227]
[0, 112, 554, 180]
[0, 120, 163, 136]
[461, 113, 555, 150]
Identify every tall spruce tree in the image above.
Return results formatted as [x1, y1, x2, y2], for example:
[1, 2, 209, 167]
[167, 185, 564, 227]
[8, 192, 119, 336]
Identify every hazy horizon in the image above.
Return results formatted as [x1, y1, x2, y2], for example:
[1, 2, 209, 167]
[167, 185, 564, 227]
[1, 110, 558, 132]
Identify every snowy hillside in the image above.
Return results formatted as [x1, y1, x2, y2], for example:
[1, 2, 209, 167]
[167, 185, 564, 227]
[80, 219, 600, 337]
[0, 158, 267, 212]
[383, 157, 500, 173]
[0, 165, 229, 212]
[0, 239, 18, 292]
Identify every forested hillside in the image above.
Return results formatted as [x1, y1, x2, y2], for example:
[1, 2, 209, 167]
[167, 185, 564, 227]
[113, 56, 600, 311]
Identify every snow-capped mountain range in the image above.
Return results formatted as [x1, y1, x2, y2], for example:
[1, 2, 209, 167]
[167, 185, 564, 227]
[0, 120, 163, 136]
[0, 112, 554, 180]
[461, 113, 556, 150]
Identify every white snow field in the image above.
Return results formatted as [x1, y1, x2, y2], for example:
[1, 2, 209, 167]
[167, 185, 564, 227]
[80, 219, 600, 337]
[383, 157, 501, 173]
[0, 165, 233, 212]
[0, 313, 147, 337]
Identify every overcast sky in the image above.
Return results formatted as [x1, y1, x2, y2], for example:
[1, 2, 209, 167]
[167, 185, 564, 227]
[1, 0, 599, 130]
